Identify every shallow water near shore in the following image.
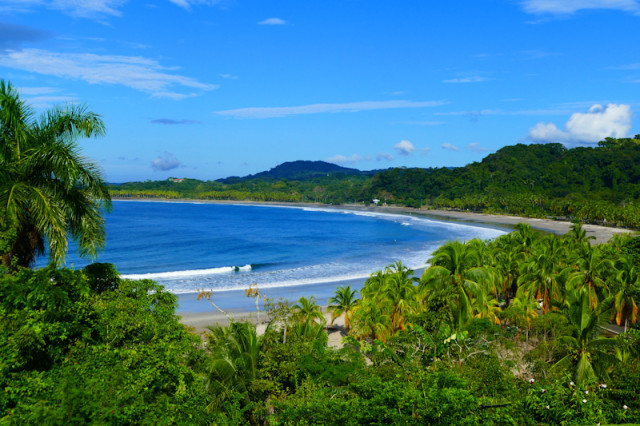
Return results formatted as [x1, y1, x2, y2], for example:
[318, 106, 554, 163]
[58, 200, 508, 311]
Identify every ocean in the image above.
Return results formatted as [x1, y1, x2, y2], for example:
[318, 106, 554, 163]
[59, 201, 508, 311]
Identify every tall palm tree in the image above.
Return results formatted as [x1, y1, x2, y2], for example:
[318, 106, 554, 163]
[517, 236, 565, 313]
[420, 240, 488, 329]
[0, 80, 111, 268]
[383, 261, 419, 331]
[611, 257, 640, 332]
[565, 244, 612, 309]
[328, 285, 359, 331]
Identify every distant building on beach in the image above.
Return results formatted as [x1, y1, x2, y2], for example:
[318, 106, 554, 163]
[168, 178, 184, 183]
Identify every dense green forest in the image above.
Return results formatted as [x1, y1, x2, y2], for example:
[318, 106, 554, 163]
[110, 136, 640, 228]
[3, 227, 640, 424]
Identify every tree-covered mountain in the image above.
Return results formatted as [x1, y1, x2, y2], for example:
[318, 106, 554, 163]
[218, 160, 378, 183]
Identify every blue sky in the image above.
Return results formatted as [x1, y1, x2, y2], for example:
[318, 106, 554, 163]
[1, 0, 638, 182]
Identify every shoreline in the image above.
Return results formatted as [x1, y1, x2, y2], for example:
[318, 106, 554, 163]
[113, 198, 635, 331]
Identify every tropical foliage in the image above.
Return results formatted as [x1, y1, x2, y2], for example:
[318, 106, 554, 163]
[0, 80, 111, 268]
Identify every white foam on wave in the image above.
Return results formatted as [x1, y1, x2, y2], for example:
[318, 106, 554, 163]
[122, 264, 251, 280]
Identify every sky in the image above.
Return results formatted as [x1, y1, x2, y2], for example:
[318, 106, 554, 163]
[1, 0, 638, 182]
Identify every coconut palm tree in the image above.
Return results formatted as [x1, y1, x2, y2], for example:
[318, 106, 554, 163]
[611, 257, 640, 332]
[420, 240, 488, 329]
[352, 296, 392, 342]
[0, 80, 111, 268]
[552, 288, 618, 386]
[292, 296, 325, 325]
[205, 321, 259, 397]
[383, 261, 419, 331]
[517, 236, 565, 313]
[565, 244, 612, 309]
[328, 285, 359, 331]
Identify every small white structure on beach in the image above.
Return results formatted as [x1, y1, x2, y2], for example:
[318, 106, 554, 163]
[372, 199, 380, 205]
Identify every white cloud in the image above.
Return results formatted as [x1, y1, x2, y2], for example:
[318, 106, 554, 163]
[521, 0, 640, 15]
[394, 140, 415, 156]
[377, 152, 394, 161]
[0, 48, 217, 98]
[528, 104, 632, 144]
[152, 151, 181, 171]
[258, 17, 286, 25]
[467, 142, 489, 153]
[443, 76, 488, 83]
[215, 100, 447, 119]
[420, 147, 431, 155]
[442, 143, 459, 152]
[327, 154, 362, 165]
[168, 0, 223, 10]
[219, 73, 238, 80]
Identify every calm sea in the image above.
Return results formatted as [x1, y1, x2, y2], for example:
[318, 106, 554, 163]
[59, 201, 507, 310]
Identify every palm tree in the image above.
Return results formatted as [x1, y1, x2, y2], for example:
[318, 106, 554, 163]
[611, 257, 640, 332]
[0, 80, 111, 268]
[420, 240, 488, 329]
[517, 236, 564, 313]
[292, 296, 325, 325]
[328, 285, 359, 331]
[205, 321, 259, 397]
[383, 261, 419, 331]
[565, 244, 612, 309]
[552, 288, 618, 386]
[351, 296, 392, 342]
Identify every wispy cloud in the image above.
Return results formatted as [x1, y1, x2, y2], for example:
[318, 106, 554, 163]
[151, 118, 203, 125]
[327, 154, 365, 165]
[258, 17, 286, 25]
[377, 152, 394, 161]
[443, 76, 489, 83]
[168, 0, 224, 11]
[442, 143, 459, 152]
[219, 73, 238, 79]
[215, 100, 448, 119]
[152, 151, 181, 171]
[16, 85, 77, 108]
[420, 147, 431, 155]
[521, 0, 640, 15]
[393, 140, 415, 156]
[0, 48, 217, 99]
[467, 143, 489, 153]
[528, 103, 632, 145]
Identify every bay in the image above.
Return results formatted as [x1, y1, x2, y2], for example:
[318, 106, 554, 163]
[59, 201, 508, 310]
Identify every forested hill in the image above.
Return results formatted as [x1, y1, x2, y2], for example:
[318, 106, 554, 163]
[218, 160, 376, 183]
[362, 136, 640, 226]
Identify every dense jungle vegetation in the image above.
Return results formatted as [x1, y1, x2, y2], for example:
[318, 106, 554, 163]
[2, 226, 640, 424]
[110, 136, 640, 228]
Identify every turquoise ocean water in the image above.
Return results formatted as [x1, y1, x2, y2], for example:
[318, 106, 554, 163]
[59, 201, 508, 312]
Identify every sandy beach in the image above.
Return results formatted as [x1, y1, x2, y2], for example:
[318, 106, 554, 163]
[173, 200, 635, 336]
